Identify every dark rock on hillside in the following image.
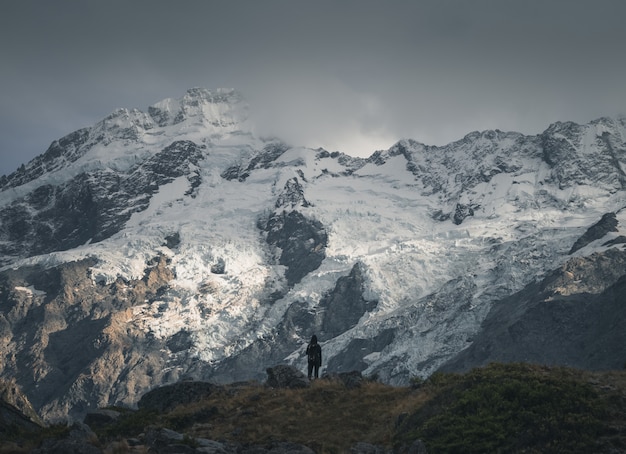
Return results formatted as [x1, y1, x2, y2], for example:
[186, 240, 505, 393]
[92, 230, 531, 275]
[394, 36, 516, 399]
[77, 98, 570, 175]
[317, 262, 378, 338]
[0, 140, 206, 262]
[541, 120, 626, 191]
[222, 142, 291, 182]
[0, 254, 177, 422]
[210, 257, 226, 274]
[326, 329, 395, 373]
[275, 177, 311, 209]
[266, 365, 309, 389]
[569, 212, 619, 254]
[164, 232, 181, 249]
[440, 248, 626, 373]
[452, 203, 479, 225]
[82, 409, 122, 431]
[0, 128, 91, 189]
[32, 422, 101, 454]
[263, 209, 327, 287]
[603, 235, 626, 247]
[138, 381, 219, 412]
[0, 379, 43, 433]
[202, 326, 302, 384]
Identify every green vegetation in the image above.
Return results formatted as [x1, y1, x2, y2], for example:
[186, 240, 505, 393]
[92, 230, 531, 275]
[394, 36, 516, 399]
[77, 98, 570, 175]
[396, 363, 624, 453]
[2, 363, 625, 453]
[0, 423, 70, 453]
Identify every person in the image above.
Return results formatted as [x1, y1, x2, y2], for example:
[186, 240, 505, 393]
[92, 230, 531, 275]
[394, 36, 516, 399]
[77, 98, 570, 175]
[306, 334, 322, 380]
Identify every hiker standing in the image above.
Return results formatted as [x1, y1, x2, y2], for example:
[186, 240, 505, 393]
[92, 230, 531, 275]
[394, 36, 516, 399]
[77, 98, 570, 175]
[306, 335, 322, 380]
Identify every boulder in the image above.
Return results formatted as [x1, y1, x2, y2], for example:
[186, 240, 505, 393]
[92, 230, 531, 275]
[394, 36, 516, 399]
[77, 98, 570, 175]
[265, 365, 310, 389]
[83, 408, 121, 430]
[138, 381, 218, 412]
[32, 422, 101, 454]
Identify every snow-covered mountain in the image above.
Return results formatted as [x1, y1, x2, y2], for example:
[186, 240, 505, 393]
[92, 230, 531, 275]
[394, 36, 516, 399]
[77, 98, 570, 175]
[1, 88, 625, 422]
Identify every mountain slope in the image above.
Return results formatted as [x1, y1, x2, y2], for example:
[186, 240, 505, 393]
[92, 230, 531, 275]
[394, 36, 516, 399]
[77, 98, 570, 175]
[1, 88, 626, 421]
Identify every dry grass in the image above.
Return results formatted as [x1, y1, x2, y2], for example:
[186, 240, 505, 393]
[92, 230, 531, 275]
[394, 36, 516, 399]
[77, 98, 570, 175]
[166, 379, 427, 452]
[5, 364, 625, 453]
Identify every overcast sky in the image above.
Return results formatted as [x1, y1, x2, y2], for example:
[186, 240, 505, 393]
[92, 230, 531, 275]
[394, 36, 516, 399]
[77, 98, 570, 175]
[2, 0, 626, 177]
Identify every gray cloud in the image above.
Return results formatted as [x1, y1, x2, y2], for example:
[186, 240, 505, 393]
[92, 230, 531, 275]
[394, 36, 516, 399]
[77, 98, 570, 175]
[2, 0, 626, 176]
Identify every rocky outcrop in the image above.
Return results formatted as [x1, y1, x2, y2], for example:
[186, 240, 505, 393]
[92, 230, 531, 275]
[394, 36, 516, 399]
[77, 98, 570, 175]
[275, 177, 311, 209]
[266, 365, 310, 389]
[222, 142, 291, 182]
[569, 212, 619, 254]
[263, 209, 327, 287]
[326, 329, 395, 373]
[440, 248, 626, 373]
[541, 119, 626, 191]
[138, 381, 218, 413]
[0, 129, 92, 190]
[0, 254, 176, 422]
[317, 262, 378, 338]
[0, 379, 42, 433]
[32, 422, 101, 454]
[452, 203, 480, 225]
[0, 140, 206, 263]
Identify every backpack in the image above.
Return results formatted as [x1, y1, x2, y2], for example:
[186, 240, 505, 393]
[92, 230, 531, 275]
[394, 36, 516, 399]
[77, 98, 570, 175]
[307, 344, 320, 364]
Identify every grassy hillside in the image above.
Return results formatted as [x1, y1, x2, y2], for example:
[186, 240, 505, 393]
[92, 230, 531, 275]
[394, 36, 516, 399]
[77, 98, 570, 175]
[2, 363, 625, 453]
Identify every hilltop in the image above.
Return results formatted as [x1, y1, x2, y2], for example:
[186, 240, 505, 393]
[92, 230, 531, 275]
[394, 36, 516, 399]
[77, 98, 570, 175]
[2, 363, 625, 453]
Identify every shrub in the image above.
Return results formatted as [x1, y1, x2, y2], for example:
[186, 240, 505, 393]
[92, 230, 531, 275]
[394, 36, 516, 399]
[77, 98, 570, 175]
[395, 363, 607, 453]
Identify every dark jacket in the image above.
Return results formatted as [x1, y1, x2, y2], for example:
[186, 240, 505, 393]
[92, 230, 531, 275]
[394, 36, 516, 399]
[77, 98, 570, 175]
[306, 342, 322, 366]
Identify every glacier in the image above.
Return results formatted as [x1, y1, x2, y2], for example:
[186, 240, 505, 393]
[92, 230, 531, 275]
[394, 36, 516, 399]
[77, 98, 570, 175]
[1, 88, 625, 421]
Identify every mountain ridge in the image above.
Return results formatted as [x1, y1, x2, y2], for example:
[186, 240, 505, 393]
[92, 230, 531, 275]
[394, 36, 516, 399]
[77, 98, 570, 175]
[0, 88, 625, 422]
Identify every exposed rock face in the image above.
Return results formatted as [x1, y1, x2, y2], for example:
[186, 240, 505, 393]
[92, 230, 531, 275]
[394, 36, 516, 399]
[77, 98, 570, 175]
[222, 142, 292, 182]
[569, 212, 619, 254]
[0, 379, 42, 433]
[541, 119, 626, 190]
[440, 248, 626, 373]
[263, 209, 327, 287]
[0, 128, 92, 190]
[0, 255, 176, 422]
[327, 329, 395, 373]
[317, 262, 377, 337]
[452, 203, 479, 225]
[0, 140, 206, 263]
[32, 422, 101, 454]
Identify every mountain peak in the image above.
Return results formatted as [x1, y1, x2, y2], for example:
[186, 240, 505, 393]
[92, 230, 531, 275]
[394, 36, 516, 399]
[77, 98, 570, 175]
[148, 87, 249, 129]
[183, 87, 243, 103]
